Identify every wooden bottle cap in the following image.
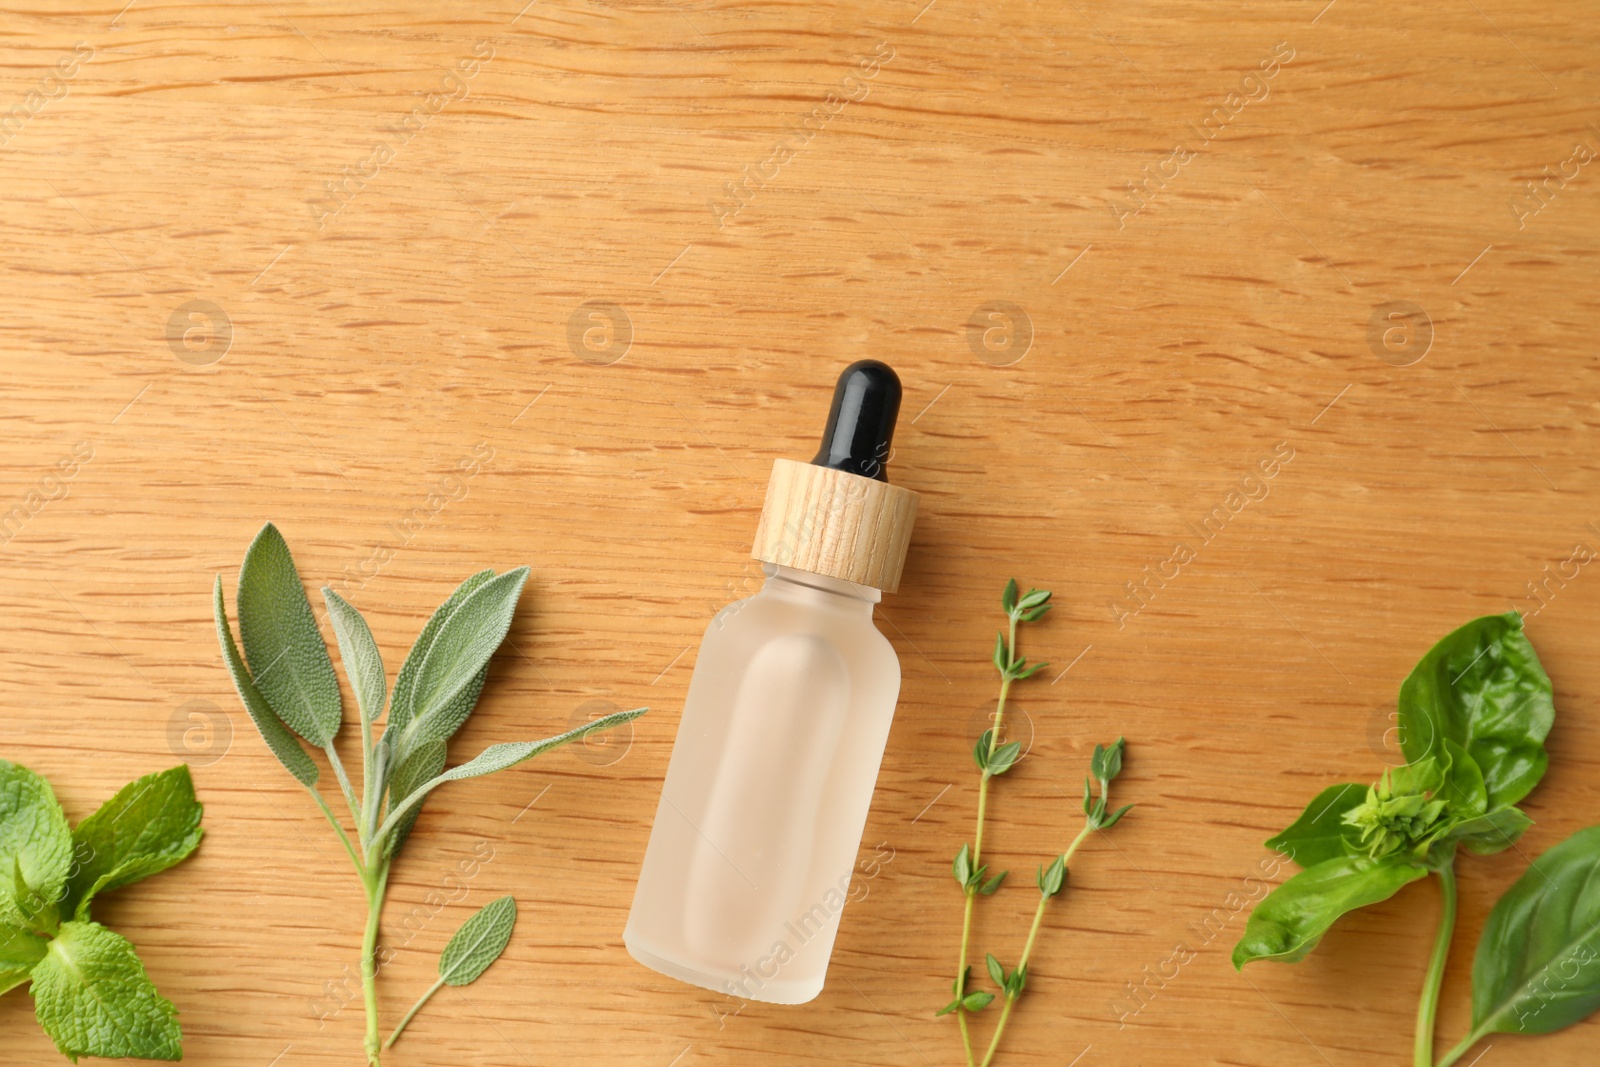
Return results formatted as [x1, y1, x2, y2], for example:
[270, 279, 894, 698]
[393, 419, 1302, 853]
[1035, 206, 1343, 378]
[751, 458, 919, 593]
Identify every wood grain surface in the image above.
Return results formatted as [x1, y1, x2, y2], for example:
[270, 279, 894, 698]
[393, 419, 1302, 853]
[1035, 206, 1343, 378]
[2, 1, 1598, 1064]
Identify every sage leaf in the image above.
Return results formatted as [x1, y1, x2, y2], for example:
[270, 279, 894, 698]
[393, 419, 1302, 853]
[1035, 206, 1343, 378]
[1266, 784, 1366, 869]
[383, 740, 446, 861]
[378, 708, 645, 844]
[323, 588, 387, 729]
[403, 568, 530, 752]
[0, 759, 72, 929]
[439, 895, 517, 987]
[63, 766, 203, 921]
[1470, 824, 1600, 1037]
[236, 523, 342, 746]
[1233, 854, 1428, 968]
[1397, 612, 1553, 810]
[30, 920, 182, 1062]
[0, 921, 47, 996]
[387, 569, 494, 740]
[213, 577, 320, 788]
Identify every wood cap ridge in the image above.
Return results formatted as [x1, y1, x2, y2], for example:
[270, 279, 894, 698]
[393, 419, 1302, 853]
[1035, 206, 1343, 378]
[751, 458, 919, 592]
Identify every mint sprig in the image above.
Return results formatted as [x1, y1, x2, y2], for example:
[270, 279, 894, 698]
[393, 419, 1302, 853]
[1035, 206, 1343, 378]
[0, 760, 202, 1062]
[213, 522, 645, 1065]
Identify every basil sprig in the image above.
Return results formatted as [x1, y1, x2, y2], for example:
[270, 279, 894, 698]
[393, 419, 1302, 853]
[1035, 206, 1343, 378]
[1235, 613, 1600, 1067]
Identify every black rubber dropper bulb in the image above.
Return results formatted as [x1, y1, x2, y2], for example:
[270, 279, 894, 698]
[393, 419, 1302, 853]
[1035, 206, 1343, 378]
[810, 360, 902, 482]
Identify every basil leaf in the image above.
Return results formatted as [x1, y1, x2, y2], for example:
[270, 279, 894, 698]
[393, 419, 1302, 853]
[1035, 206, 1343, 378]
[401, 568, 530, 754]
[1397, 613, 1553, 810]
[236, 523, 342, 746]
[63, 766, 203, 921]
[1233, 854, 1427, 968]
[438, 895, 516, 987]
[1470, 824, 1600, 1037]
[1446, 805, 1534, 857]
[1266, 783, 1365, 869]
[322, 589, 387, 730]
[1437, 738, 1488, 819]
[213, 577, 320, 787]
[31, 920, 182, 1062]
[387, 569, 495, 740]
[0, 760, 72, 929]
[0, 922, 48, 996]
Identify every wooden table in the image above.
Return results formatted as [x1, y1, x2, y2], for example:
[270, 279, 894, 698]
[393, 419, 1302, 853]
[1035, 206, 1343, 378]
[2, 2, 1597, 1063]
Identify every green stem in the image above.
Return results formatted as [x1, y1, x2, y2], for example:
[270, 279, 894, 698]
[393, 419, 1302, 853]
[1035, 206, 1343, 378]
[325, 742, 362, 826]
[310, 789, 365, 879]
[1434, 1024, 1489, 1067]
[1414, 863, 1458, 1067]
[386, 975, 446, 1049]
[362, 861, 391, 1066]
[979, 822, 1096, 1067]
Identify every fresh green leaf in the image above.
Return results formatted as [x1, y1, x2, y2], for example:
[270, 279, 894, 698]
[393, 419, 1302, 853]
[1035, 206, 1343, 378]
[0, 922, 48, 996]
[30, 919, 182, 1062]
[1001, 579, 1018, 613]
[1100, 803, 1133, 830]
[1006, 963, 1028, 997]
[213, 577, 319, 787]
[978, 871, 1007, 895]
[1092, 738, 1126, 783]
[935, 997, 962, 1016]
[1233, 854, 1428, 968]
[0, 760, 72, 929]
[1469, 824, 1600, 1037]
[383, 740, 447, 860]
[1447, 805, 1534, 857]
[986, 953, 1005, 988]
[1019, 603, 1051, 622]
[323, 588, 387, 729]
[377, 708, 646, 845]
[953, 843, 972, 889]
[985, 740, 1022, 778]
[1012, 661, 1049, 680]
[1397, 612, 1553, 811]
[63, 766, 203, 921]
[962, 990, 994, 1011]
[1017, 588, 1051, 612]
[439, 895, 517, 987]
[387, 569, 495, 741]
[402, 568, 531, 751]
[1438, 738, 1489, 819]
[235, 523, 342, 746]
[992, 632, 1006, 674]
[1038, 855, 1066, 897]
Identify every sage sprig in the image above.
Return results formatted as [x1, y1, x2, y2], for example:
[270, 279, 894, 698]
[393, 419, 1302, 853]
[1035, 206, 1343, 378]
[1234, 613, 1600, 1067]
[941, 580, 1135, 1067]
[214, 522, 643, 1065]
[386, 895, 516, 1048]
[0, 761, 203, 1062]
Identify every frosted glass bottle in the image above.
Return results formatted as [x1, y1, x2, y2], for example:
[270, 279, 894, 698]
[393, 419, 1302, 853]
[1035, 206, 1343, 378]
[625, 360, 920, 1004]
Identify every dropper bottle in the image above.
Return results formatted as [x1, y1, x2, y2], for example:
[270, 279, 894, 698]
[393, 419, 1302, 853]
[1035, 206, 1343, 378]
[625, 360, 919, 1004]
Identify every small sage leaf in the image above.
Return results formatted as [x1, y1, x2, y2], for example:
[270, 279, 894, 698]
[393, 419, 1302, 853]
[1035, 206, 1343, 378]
[383, 740, 446, 861]
[235, 523, 342, 746]
[214, 577, 319, 788]
[439, 895, 517, 987]
[323, 588, 387, 729]
[404, 568, 531, 751]
[64, 766, 203, 921]
[0, 760, 72, 930]
[387, 569, 495, 741]
[30, 920, 182, 1062]
[1470, 824, 1600, 1037]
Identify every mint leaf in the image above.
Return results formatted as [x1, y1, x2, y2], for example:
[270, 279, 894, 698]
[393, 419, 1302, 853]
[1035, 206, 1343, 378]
[236, 522, 342, 746]
[63, 766, 203, 921]
[31, 920, 181, 1062]
[0, 922, 48, 995]
[322, 588, 387, 730]
[214, 577, 320, 787]
[439, 895, 516, 986]
[387, 569, 495, 741]
[404, 568, 530, 750]
[0, 760, 72, 929]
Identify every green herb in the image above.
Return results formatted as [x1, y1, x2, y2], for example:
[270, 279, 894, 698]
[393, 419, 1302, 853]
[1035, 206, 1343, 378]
[940, 580, 1134, 1066]
[1234, 612, 1600, 1067]
[0, 760, 203, 1062]
[386, 894, 516, 1048]
[214, 522, 643, 1065]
